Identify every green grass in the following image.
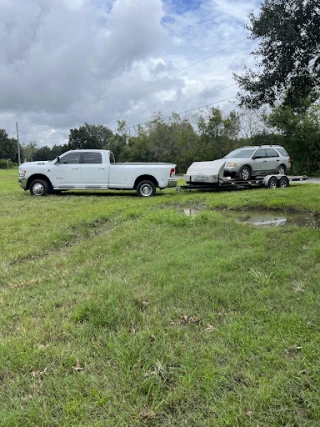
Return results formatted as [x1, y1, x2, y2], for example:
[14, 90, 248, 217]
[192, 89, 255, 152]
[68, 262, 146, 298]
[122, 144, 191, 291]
[0, 170, 320, 426]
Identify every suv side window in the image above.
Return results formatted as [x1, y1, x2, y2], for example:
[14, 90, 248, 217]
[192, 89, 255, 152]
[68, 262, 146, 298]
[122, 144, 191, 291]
[253, 149, 265, 158]
[60, 152, 81, 164]
[276, 147, 289, 157]
[82, 152, 102, 164]
[265, 148, 279, 158]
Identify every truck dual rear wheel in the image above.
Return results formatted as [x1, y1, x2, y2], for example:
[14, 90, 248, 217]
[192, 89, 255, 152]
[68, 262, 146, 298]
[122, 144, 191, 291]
[30, 179, 49, 196]
[136, 180, 156, 197]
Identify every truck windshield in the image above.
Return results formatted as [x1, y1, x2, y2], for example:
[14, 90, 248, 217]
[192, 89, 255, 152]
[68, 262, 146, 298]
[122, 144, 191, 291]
[224, 149, 255, 159]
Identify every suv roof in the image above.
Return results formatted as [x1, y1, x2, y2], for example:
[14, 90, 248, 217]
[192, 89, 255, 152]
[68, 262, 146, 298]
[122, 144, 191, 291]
[240, 145, 284, 149]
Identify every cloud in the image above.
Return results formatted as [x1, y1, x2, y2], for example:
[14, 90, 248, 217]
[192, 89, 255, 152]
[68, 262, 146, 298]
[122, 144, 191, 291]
[0, 0, 260, 147]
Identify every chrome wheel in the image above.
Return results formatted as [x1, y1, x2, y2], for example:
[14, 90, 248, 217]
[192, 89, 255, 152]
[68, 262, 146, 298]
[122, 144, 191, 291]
[30, 179, 49, 196]
[136, 180, 156, 197]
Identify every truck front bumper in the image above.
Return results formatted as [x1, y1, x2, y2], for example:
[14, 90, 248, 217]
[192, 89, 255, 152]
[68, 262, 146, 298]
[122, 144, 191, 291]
[18, 178, 27, 190]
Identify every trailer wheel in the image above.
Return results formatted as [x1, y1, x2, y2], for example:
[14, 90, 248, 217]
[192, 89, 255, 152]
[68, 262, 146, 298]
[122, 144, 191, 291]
[268, 177, 278, 189]
[239, 166, 251, 181]
[279, 176, 289, 188]
[30, 179, 49, 196]
[136, 180, 156, 197]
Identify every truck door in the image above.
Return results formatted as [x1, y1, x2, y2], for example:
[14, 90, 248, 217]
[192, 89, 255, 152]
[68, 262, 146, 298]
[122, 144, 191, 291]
[52, 151, 81, 187]
[80, 151, 109, 188]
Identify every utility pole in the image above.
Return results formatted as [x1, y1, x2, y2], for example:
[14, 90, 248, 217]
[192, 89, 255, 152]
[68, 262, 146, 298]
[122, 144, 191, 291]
[16, 121, 21, 165]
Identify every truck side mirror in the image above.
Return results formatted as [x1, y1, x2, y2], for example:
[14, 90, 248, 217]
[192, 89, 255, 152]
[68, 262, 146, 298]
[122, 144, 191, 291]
[56, 156, 60, 164]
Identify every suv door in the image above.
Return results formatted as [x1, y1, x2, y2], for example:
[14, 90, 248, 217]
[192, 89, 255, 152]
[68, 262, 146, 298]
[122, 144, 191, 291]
[265, 148, 280, 173]
[52, 152, 81, 187]
[251, 148, 268, 175]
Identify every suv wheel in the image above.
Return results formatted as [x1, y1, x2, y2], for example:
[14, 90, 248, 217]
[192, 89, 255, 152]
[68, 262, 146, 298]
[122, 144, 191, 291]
[239, 166, 251, 181]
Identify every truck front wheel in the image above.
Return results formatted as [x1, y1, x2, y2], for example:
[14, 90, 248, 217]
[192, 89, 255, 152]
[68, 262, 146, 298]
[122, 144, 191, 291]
[136, 180, 156, 197]
[30, 179, 49, 196]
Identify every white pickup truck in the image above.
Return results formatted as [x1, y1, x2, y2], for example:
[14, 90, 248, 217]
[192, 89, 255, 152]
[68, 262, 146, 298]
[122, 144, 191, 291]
[18, 149, 177, 197]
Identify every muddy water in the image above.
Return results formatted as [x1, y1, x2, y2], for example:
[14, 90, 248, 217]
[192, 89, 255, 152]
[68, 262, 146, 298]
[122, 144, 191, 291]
[233, 212, 320, 228]
[183, 208, 320, 229]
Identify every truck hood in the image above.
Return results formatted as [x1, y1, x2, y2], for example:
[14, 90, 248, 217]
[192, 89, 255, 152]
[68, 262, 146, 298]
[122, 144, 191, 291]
[20, 160, 51, 167]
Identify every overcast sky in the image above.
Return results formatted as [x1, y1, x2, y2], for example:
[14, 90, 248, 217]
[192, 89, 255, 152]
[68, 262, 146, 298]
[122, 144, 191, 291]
[0, 0, 261, 147]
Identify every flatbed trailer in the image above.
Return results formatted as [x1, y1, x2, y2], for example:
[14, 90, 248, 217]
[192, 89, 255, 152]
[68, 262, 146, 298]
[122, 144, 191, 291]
[179, 175, 309, 191]
[179, 160, 309, 191]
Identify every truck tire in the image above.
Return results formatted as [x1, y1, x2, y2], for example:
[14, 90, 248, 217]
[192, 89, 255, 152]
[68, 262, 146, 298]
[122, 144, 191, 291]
[30, 179, 49, 196]
[239, 166, 251, 181]
[136, 180, 156, 197]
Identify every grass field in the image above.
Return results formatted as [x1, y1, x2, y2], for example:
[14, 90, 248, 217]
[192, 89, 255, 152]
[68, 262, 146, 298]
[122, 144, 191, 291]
[1, 170, 319, 426]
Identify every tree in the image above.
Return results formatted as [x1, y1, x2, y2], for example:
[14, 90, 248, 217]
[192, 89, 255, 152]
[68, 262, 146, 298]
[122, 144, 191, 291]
[0, 129, 18, 161]
[68, 123, 113, 150]
[198, 108, 241, 160]
[33, 146, 56, 161]
[235, 0, 320, 110]
[22, 141, 38, 162]
[267, 103, 320, 174]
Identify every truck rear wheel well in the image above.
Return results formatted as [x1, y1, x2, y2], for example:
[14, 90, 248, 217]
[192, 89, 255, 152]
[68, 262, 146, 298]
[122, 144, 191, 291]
[27, 174, 53, 193]
[134, 175, 158, 189]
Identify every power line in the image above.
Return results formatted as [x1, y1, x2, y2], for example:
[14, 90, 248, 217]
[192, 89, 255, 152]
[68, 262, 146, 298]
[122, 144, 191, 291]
[109, 82, 239, 133]
[125, 95, 236, 130]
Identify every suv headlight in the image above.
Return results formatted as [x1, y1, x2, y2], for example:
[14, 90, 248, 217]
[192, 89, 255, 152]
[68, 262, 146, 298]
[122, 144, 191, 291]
[225, 162, 237, 168]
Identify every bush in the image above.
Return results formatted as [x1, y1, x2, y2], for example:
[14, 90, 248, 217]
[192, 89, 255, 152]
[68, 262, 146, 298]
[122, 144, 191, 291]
[0, 159, 16, 169]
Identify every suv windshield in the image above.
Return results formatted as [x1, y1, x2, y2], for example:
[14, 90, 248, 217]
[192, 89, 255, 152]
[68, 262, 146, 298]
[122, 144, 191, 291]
[224, 149, 255, 159]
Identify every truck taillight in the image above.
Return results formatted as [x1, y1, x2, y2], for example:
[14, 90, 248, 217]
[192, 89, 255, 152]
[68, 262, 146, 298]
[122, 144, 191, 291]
[170, 168, 175, 177]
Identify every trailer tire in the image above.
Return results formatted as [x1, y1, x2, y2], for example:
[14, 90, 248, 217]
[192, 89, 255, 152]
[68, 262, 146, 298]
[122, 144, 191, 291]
[30, 179, 49, 196]
[136, 180, 156, 197]
[268, 177, 278, 189]
[239, 166, 251, 181]
[279, 176, 289, 188]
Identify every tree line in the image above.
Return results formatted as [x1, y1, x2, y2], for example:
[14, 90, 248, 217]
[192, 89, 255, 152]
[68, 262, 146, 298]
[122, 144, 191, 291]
[1, 105, 319, 175]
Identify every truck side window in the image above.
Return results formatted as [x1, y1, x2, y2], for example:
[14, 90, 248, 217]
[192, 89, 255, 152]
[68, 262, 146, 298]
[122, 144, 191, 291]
[82, 152, 102, 164]
[60, 153, 81, 164]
